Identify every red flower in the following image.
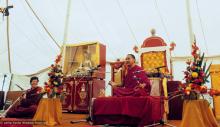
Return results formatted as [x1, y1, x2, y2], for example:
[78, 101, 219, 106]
[192, 43, 199, 50]
[186, 61, 191, 65]
[193, 79, 202, 84]
[184, 90, 191, 95]
[179, 83, 186, 88]
[189, 83, 198, 89]
[191, 66, 196, 71]
[209, 89, 216, 96]
[57, 89, 63, 94]
[184, 71, 189, 75]
[209, 89, 220, 96]
[200, 86, 207, 93]
[55, 55, 62, 64]
[200, 71, 205, 77]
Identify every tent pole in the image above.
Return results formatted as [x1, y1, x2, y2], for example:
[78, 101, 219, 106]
[63, 0, 72, 45]
[8, 74, 13, 91]
[6, 0, 12, 73]
[186, 0, 194, 52]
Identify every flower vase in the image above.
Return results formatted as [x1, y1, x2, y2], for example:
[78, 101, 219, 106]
[55, 94, 60, 99]
[47, 93, 51, 98]
[47, 93, 55, 98]
[185, 91, 200, 100]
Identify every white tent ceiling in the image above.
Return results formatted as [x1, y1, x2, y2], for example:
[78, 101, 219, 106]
[0, 0, 220, 76]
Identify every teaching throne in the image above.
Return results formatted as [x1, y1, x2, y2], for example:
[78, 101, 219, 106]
[138, 29, 171, 76]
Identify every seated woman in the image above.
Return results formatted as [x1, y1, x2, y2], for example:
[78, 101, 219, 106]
[5, 77, 43, 118]
[109, 54, 151, 97]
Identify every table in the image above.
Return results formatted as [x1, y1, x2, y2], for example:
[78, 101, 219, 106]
[33, 98, 62, 126]
[91, 96, 163, 126]
[62, 77, 105, 113]
[180, 99, 219, 127]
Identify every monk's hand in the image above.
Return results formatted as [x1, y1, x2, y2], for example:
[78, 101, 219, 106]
[22, 94, 26, 99]
[139, 83, 146, 89]
[108, 81, 117, 86]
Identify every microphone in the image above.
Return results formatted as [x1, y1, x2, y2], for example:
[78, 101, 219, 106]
[15, 84, 24, 91]
[155, 66, 166, 69]
[112, 60, 129, 64]
[2, 5, 13, 16]
[2, 74, 7, 91]
[133, 70, 145, 74]
[111, 60, 129, 69]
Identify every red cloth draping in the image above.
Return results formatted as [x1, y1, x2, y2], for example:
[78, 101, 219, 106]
[167, 81, 183, 120]
[91, 96, 163, 126]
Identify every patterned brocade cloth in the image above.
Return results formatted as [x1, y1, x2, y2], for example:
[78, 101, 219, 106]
[181, 99, 219, 127]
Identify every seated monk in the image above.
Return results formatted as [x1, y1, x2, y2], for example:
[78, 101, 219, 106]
[109, 54, 151, 97]
[5, 77, 43, 118]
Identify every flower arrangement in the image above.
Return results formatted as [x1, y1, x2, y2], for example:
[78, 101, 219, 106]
[44, 54, 64, 98]
[179, 42, 220, 99]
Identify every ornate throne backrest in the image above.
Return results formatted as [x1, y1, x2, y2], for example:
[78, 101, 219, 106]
[139, 34, 171, 74]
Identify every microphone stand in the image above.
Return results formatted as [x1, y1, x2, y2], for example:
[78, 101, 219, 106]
[1, 74, 6, 91]
[15, 84, 24, 91]
[146, 68, 176, 127]
[0, 91, 26, 118]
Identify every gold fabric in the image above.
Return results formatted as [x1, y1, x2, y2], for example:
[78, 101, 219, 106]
[141, 51, 167, 73]
[210, 64, 220, 120]
[33, 98, 62, 126]
[114, 70, 122, 85]
[180, 100, 219, 127]
[162, 78, 169, 114]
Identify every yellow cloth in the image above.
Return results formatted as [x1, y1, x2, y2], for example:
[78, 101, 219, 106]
[33, 98, 62, 126]
[210, 64, 220, 120]
[162, 78, 169, 114]
[162, 78, 169, 121]
[181, 100, 219, 127]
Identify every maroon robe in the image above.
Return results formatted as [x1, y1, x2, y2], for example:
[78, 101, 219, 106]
[6, 86, 43, 118]
[113, 65, 151, 97]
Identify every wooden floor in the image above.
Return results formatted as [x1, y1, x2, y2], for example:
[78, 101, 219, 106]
[1, 113, 219, 127]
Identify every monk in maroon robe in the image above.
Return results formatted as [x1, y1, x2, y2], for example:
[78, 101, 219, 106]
[109, 54, 151, 97]
[6, 77, 43, 118]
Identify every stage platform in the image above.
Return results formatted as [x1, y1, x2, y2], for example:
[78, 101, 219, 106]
[0, 113, 219, 127]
